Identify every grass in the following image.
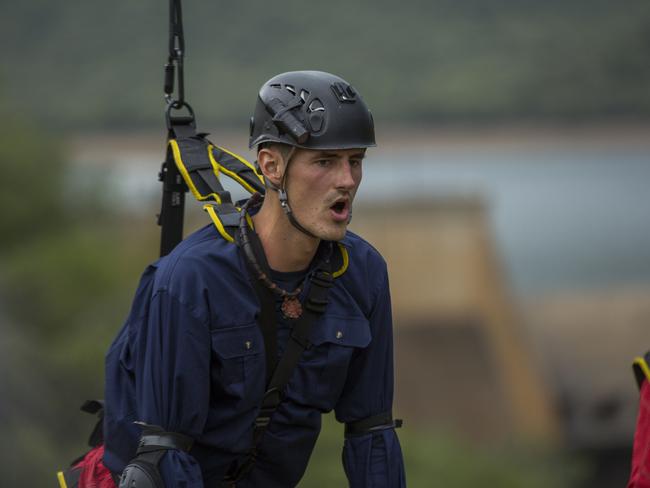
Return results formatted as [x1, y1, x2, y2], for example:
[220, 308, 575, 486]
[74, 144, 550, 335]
[299, 413, 587, 487]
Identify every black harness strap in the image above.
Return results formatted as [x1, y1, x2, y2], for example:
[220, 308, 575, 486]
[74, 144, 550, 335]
[116, 423, 194, 488]
[159, 121, 246, 256]
[344, 411, 403, 437]
[633, 351, 650, 390]
[175, 135, 232, 204]
[253, 267, 333, 439]
[211, 146, 265, 195]
[158, 134, 188, 257]
[158, 0, 265, 257]
[260, 268, 332, 406]
[159, 117, 265, 256]
[136, 434, 194, 454]
[243, 229, 279, 383]
[224, 219, 334, 485]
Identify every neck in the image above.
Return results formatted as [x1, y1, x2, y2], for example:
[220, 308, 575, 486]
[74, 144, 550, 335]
[251, 193, 320, 272]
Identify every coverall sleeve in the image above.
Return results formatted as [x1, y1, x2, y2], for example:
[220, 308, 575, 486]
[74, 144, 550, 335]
[334, 271, 407, 487]
[134, 289, 211, 487]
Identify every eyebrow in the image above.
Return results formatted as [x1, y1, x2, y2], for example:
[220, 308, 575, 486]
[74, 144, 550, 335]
[315, 151, 366, 159]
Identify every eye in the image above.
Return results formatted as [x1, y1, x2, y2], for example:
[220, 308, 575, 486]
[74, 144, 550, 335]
[315, 159, 332, 167]
[350, 159, 363, 168]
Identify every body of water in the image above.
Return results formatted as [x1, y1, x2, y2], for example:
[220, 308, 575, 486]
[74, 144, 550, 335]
[366, 144, 650, 294]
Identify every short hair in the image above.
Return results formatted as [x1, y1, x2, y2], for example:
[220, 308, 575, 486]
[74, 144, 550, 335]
[257, 142, 292, 161]
[255, 142, 294, 188]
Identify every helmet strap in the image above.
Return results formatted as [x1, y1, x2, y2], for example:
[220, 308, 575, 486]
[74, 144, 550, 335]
[277, 188, 319, 239]
[265, 146, 319, 240]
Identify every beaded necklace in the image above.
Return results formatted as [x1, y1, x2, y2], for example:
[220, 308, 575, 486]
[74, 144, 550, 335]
[238, 193, 305, 319]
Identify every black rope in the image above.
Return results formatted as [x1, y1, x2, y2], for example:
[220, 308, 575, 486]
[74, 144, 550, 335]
[164, 0, 186, 108]
[238, 193, 304, 304]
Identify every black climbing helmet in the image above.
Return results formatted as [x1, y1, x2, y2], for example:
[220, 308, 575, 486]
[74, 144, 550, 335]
[249, 70, 376, 150]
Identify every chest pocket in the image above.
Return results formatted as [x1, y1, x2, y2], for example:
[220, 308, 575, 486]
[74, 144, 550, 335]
[211, 323, 265, 407]
[289, 315, 371, 409]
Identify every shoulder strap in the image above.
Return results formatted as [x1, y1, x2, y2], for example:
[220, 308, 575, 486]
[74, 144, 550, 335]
[159, 115, 264, 256]
[203, 202, 243, 244]
[226, 226, 334, 484]
[634, 351, 650, 390]
[211, 145, 265, 195]
[239, 222, 278, 382]
[158, 118, 191, 257]
[255, 266, 333, 437]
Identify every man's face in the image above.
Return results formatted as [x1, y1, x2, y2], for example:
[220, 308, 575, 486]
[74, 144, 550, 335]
[284, 148, 364, 241]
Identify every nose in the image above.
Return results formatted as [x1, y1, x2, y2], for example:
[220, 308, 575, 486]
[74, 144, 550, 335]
[336, 159, 358, 191]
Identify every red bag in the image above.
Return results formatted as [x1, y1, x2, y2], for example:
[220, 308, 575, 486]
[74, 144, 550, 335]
[57, 445, 117, 488]
[629, 380, 650, 488]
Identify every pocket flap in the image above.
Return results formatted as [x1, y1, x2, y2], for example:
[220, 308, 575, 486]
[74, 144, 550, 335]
[310, 316, 371, 348]
[211, 323, 262, 359]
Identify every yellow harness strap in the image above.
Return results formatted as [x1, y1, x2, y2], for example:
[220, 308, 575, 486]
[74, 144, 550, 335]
[202, 203, 349, 278]
[633, 353, 650, 390]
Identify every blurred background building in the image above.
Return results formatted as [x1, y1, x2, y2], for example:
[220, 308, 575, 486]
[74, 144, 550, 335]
[2, 1, 650, 486]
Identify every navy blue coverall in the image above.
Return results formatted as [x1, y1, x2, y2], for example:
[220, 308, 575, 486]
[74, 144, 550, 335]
[103, 221, 406, 487]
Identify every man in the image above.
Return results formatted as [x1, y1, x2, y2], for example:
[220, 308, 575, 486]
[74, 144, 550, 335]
[102, 70, 406, 487]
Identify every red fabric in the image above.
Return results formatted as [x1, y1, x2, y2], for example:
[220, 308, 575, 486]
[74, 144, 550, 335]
[73, 445, 117, 488]
[629, 380, 650, 488]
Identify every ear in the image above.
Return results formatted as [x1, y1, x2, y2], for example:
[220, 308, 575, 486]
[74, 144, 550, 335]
[257, 147, 285, 188]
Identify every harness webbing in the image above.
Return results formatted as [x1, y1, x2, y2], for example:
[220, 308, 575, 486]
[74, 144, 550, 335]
[240, 222, 279, 383]
[159, 117, 265, 257]
[634, 352, 650, 390]
[222, 211, 334, 485]
[117, 423, 194, 488]
[158, 135, 188, 257]
[344, 411, 403, 437]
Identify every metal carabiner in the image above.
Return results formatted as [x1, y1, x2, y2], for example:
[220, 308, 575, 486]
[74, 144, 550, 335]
[165, 100, 195, 131]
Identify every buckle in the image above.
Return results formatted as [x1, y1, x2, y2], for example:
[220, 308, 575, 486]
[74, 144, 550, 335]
[254, 415, 271, 429]
[305, 297, 328, 314]
[311, 271, 333, 288]
[261, 388, 283, 408]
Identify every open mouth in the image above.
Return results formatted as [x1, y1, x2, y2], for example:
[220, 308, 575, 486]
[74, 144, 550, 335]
[331, 201, 346, 213]
[329, 200, 350, 222]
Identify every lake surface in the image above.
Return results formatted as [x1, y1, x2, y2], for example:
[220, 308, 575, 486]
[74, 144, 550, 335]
[71, 135, 650, 296]
[365, 145, 650, 294]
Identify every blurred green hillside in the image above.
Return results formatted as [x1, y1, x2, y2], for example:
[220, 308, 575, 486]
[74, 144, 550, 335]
[3, 0, 650, 130]
[0, 115, 158, 485]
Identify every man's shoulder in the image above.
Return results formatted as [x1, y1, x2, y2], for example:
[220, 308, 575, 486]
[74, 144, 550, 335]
[341, 230, 387, 271]
[152, 224, 241, 291]
[332, 232, 389, 318]
[165, 223, 235, 261]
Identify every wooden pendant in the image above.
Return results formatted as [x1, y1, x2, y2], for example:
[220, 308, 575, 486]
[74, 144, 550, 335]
[281, 296, 303, 319]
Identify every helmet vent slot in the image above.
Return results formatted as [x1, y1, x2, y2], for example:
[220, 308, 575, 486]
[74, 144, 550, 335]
[308, 99, 325, 112]
[331, 82, 356, 103]
[284, 85, 296, 95]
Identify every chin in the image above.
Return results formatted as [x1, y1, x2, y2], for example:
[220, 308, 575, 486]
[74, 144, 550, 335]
[316, 224, 347, 242]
